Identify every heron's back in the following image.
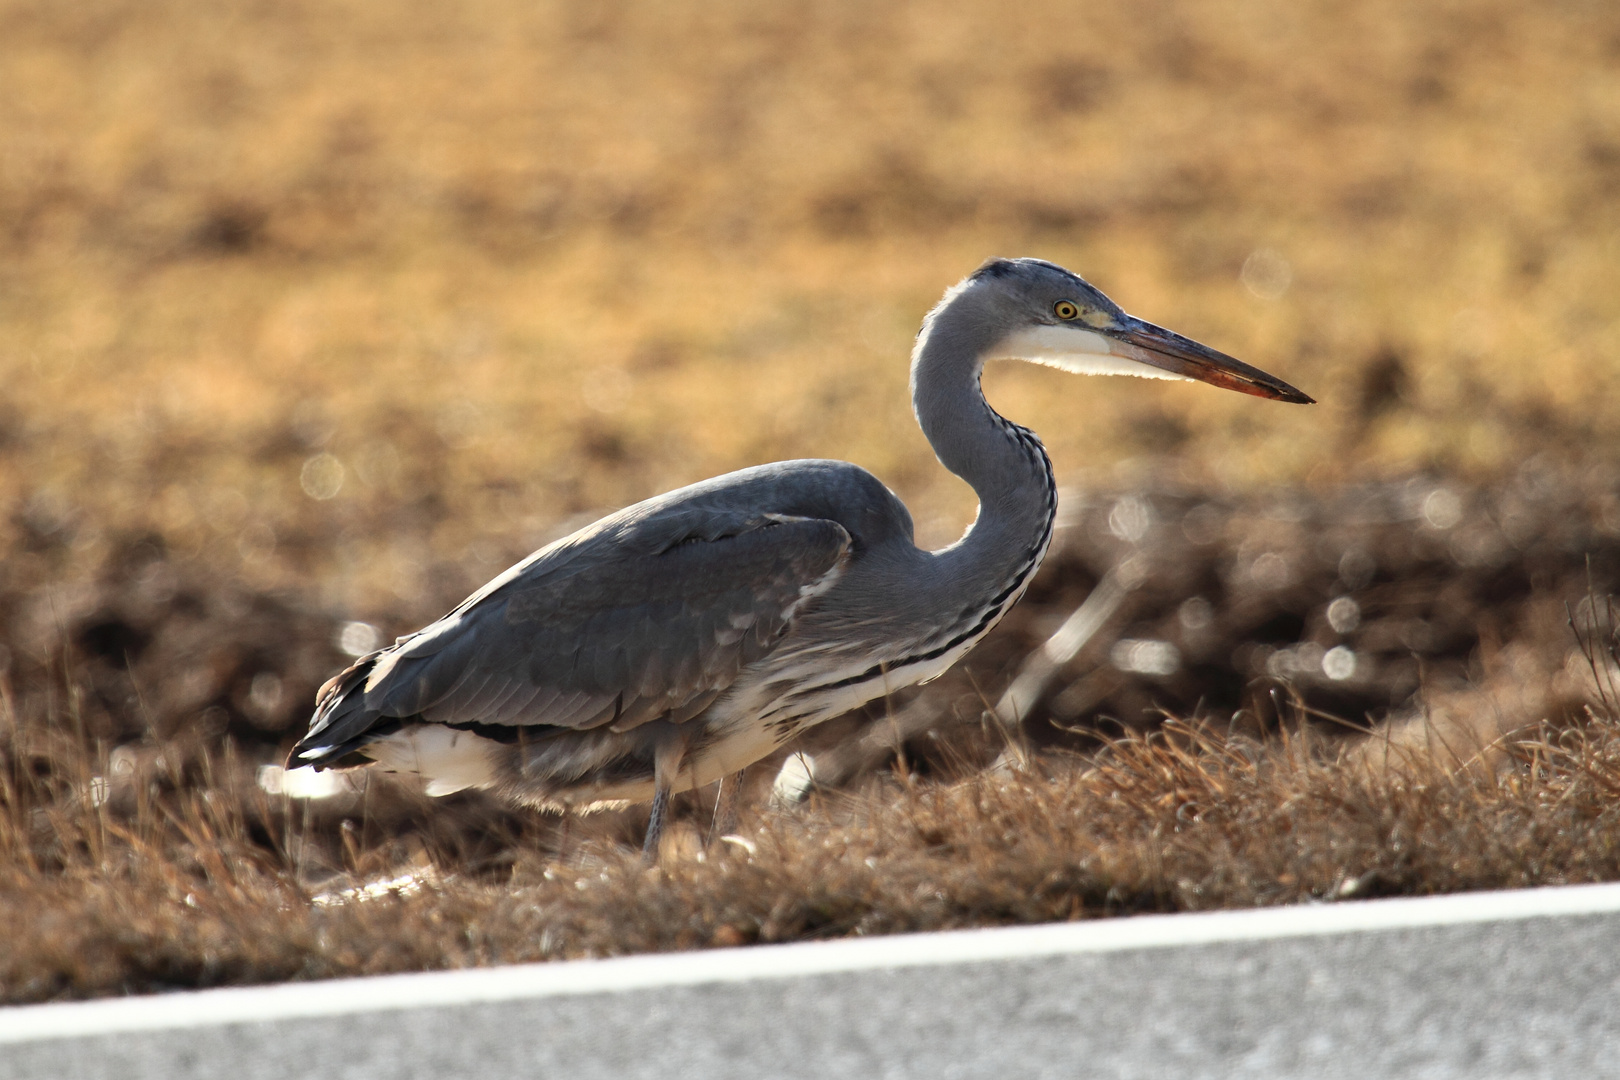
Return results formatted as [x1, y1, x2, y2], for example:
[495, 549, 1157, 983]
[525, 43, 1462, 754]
[289, 459, 921, 798]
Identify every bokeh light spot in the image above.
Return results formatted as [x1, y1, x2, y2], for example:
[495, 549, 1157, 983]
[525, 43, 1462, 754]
[336, 621, 381, 656]
[300, 453, 345, 500]
[1323, 646, 1358, 681]
[1240, 248, 1293, 299]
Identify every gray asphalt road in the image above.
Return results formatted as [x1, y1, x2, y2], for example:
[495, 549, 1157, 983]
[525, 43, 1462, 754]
[5, 883, 1620, 1079]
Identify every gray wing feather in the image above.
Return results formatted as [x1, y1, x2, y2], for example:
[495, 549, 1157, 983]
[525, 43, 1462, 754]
[292, 510, 850, 764]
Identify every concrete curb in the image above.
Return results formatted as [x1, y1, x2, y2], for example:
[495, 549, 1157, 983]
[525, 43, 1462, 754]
[6, 882, 1620, 1078]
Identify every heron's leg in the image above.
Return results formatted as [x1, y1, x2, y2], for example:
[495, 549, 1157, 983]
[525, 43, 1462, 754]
[643, 733, 688, 861]
[709, 768, 746, 843]
[643, 787, 671, 861]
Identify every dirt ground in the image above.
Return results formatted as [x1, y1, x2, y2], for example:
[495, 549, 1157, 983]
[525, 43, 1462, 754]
[6, 464, 1620, 1004]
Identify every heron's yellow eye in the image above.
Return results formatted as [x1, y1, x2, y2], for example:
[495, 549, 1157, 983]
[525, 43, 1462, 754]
[1054, 300, 1079, 320]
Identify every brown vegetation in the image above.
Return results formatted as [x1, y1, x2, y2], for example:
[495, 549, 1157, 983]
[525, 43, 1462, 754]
[4, 475, 1620, 1005]
[7, 639, 1620, 1006]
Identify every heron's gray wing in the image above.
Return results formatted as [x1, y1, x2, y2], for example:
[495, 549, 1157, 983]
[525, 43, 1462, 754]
[292, 511, 851, 765]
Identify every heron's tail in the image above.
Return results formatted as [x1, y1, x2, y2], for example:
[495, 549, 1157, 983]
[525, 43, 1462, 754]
[286, 652, 401, 769]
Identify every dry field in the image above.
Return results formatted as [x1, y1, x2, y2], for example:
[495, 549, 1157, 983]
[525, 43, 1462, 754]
[3, 0, 1620, 1002]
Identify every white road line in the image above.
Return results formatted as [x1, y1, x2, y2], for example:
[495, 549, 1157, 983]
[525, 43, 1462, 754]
[5, 880, 1619, 1044]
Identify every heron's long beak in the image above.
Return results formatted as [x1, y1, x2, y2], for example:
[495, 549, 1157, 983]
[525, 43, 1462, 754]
[1107, 315, 1314, 404]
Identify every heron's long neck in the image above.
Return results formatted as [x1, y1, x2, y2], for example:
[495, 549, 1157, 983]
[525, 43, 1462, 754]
[911, 309, 1057, 594]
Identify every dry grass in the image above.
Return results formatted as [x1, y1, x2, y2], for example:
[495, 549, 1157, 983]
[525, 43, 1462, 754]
[8, 687, 1620, 1006]
[4, 0, 1620, 1005]
[7, 466, 1620, 1004]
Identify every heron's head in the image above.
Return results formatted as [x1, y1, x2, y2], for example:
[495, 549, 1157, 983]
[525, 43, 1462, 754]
[955, 257, 1313, 404]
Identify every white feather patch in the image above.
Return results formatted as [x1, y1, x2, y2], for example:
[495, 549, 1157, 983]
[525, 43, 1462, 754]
[990, 324, 1194, 383]
[365, 725, 501, 796]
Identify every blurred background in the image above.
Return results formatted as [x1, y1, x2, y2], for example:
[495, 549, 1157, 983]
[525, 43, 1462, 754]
[3, 0, 1620, 790]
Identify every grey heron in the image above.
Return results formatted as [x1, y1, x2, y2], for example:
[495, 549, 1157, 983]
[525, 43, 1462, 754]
[289, 258, 1311, 855]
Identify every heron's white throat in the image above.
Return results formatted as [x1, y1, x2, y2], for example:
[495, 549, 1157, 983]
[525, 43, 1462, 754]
[990, 324, 1194, 383]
